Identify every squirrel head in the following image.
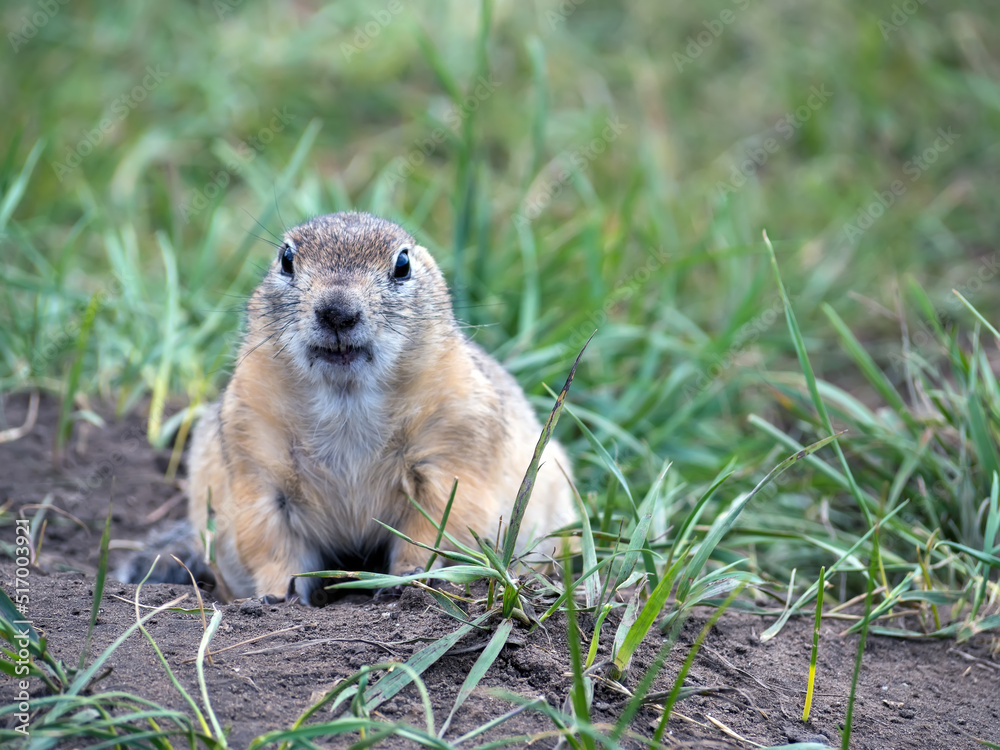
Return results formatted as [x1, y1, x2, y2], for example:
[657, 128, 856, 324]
[245, 212, 455, 389]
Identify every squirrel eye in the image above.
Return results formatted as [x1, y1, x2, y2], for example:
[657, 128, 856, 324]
[280, 245, 295, 276]
[393, 249, 411, 280]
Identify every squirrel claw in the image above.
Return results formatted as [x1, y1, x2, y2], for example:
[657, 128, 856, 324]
[259, 578, 302, 606]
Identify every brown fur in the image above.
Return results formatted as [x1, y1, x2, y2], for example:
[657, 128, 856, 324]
[187, 212, 576, 603]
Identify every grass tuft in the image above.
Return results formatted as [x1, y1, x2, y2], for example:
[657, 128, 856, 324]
[4, 1, 1000, 745]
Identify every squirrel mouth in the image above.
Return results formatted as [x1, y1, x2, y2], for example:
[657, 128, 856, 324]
[308, 342, 372, 367]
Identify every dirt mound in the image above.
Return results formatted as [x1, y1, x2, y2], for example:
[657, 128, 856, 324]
[1, 392, 998, 748]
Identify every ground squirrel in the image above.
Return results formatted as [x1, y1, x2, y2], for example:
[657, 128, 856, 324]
[130, 212, 576, 605]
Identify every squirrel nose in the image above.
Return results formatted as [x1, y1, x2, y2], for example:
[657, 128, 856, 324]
[315, 303, 361, 335]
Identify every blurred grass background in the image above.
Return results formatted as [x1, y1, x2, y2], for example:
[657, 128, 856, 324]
[2, 0, 999, 601]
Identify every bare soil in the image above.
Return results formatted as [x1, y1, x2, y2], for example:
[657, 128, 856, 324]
[1, 392, 999, 749]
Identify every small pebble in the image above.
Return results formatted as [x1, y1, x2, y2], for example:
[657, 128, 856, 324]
[784, 725, 830, 744]
[239, 599, 264, 617]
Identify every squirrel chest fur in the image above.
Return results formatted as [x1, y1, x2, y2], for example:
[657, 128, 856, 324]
[188, 212, 576, 604]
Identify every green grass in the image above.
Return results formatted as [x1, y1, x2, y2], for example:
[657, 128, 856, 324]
[3, 0, 1000, 746]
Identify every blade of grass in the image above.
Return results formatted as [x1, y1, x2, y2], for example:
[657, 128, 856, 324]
[611, 513, 651, 595]
[502, 335, 591, 568]
[0, 588, 66, 692]
[953, 290, 1000, 342]
[666, 458, 735, 575]
[360, 614, 490, 712]
[33, 593, 190, 749]
[677, 434, 842, 604]
[635, 458, 672, 591]
[802, 566, 825, 722]
[557, 395, 636, 516]
[421, 586, 475, 624]
[148, 232, 180, 446]
[0, 138, 43, 232]
[761, 501, 908, 641]
[609, 584, 642, 666]
[196, 606, 226, 743]
[438, 617, 513, 738]
[374, 514, 482, 564]
[563, 544, 595, 750]
[822, 304, 917, 431]
[525, 37, 547, 181]
[425, 479, 459, 572]
[585, 603, 612, 670]
[131, 559, 212, 738]
[536, 557, 613, 625]
[55, 291, 101, 460]
[567, 471, 599, 609]
[934, 542, 1000, 569]
[609, 553, 686, 680]
[452, 698, 542, 745]
[609, 606, 678, 743]
[764, 231, 875, 533]
[81, 502, 113, 671]
[653, 584, 744, 740]
[842, 531, 879, 750]
[321, 565, 501, 590]
[964, 337, 1000, 481]
[257, 717, 444, 749]
[275, 665, 419, 745]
